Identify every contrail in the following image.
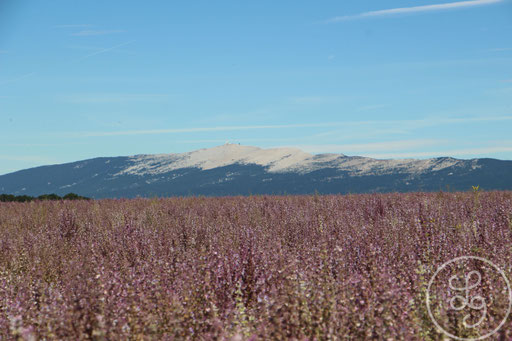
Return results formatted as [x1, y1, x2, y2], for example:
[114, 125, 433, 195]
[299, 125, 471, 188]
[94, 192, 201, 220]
[0, 41, 135, 87]
[0, 72, 37, 86]
[69, 40, 135, 64]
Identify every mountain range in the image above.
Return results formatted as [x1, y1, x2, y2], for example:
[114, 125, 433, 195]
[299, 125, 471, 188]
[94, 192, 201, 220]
[1, 144, 511, 198]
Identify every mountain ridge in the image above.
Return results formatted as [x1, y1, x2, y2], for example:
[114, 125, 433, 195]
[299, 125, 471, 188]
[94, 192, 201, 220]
[1, 144, 511, 198]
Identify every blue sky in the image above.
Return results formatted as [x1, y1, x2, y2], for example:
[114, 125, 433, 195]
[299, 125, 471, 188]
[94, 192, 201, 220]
[1, 0, 511, 175]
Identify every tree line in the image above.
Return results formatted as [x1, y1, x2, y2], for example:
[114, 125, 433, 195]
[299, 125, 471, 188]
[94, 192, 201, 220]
[0, 193, 90, 202]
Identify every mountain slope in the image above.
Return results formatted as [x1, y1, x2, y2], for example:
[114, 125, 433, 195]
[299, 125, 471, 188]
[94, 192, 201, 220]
[1, 144, 511, 198]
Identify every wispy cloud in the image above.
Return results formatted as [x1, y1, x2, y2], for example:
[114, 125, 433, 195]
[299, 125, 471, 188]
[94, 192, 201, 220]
[357, 104, 387, 111]
[54, 24, 92, 28]
[487, 87, 512, 95]
[309, 128, 410, 140]
[297, 139, 444, 154]
[67, 44, 129, 53]
[0, 41, 134, 87]
[295, 143, 512, 159]
[327, 0, 504, 22]
[376, 115, 512, 132]
[0, 72, 37, 86]
[69, 40, 135, 63]
[288, 96, 342, 104]
[489, 47, 512, 52]
[307, 116, 512, 142]
[366, 146, 512, 159]
[59, 93, 170, 104]
[176, 137, 300, 144]
[72, 122, 349, 138]
[66, 115, 512, 138]
[1, 143, 65, 147]
[72, 29, 124, 36]
[67, 45, 107, 52]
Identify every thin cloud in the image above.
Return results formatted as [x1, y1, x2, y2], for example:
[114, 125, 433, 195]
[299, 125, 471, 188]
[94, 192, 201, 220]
[489, 47, 512, 52]
[67, 45, 104, 52]
[382, 115, 512, 131]
[288, 96, 341, 104]
[309, 128, 410, 140]
[0, 72, 37, 86]
[308, 116, 512, 141]
[0, 41, 133, 87]
[60, 93, 170, 104]
[297, 139, 444, 154]
[69, 41, 135, 63]
[55, 24, 92, 28]
[75, 123, 343, 137]
[177, 137, 303, 144]
[72, 29, 124, 36]
[327, 0, 504, 22]
[295, 143, 512, 159]
[67, 44, 130, 54]
[366, 146, 512, 159]
[357, 104, 387, 111]
[67, 116, 512, 138]
[1, 143, 63, 147]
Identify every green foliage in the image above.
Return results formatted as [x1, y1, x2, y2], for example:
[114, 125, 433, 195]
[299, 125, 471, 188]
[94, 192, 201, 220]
[37, 194, 62, 201]
[0, 193, 89, 202]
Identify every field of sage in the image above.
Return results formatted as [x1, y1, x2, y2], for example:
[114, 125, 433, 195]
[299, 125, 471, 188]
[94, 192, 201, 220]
[1, 191, 511, 340]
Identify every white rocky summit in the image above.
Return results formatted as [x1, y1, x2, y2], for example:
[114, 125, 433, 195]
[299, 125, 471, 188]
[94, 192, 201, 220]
[116, 143, 467, 176]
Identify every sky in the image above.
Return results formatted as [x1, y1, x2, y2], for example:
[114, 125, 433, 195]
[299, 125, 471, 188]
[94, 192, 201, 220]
[0, 0, 511, 175]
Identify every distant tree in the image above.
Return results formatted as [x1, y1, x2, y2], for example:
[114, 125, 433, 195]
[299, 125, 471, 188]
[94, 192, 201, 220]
[0, 194, 16, 202]
[38, 194, 61, 201]
[63, 193, 89, 200]
[16, 195, 33, 202]
[0, 192, 90, 202]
